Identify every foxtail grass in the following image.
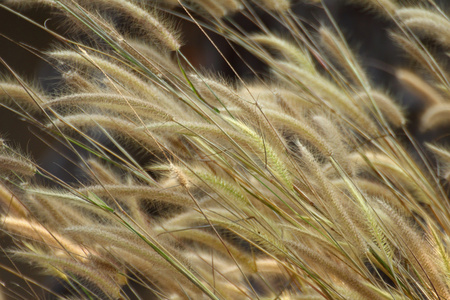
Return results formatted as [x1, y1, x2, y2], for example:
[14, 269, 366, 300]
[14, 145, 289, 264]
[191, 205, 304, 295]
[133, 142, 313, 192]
[1, 0, 450, 299]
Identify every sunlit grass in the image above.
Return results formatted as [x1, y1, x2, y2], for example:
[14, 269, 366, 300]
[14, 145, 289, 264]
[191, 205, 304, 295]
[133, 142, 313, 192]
[1, 0, 450, 299]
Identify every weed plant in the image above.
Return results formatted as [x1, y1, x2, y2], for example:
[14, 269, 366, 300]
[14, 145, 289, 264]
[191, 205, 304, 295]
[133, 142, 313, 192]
[1, 0, 450, 299]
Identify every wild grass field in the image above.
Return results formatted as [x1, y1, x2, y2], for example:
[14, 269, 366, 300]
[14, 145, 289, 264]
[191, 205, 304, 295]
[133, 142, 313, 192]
[1, 0, 450, 299]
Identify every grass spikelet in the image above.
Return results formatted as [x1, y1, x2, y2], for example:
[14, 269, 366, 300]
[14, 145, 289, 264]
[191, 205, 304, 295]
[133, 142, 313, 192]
[212, 216, 288, 258]
[49, 50, 175, 106]
[253, 0, 290, 12]
[65, 225, 204, 296]
[161, 228, 256, 273]
[26, 193, 80, 228]
[350, 151, 432, 206]
[390, 33, 448, 87]
[106, 245, 202, 297]
[126, 39, 181, 76]
[14, 250, 122, 299]
[251, 109, 333, 156]
[193, 75, 285, 150]
[186, 0, 228, 17]
[296, 142, 367, 254]
[287, 241, 386, 300]
[426, 144, 450, 182]
[239, 86, 318, 114]
[139, 121, 255, 152]
[396, 69, 444, 106]
[81, 0, 180, 51]
[427, 225, 450, 285]
[420, 103, 450, 132]
[273, 60, 378, 135]
[0, 183, 28, 217]
[251, 34, 315, 73]
[47, 114, 164, 149]
[170, 163, 189, 188]
[319, 27, 369, 87]
[26, 187, 106, 211]
[378, 200, 450, 299]
[332, 162, 395, 265]
[213, 0, 243, 14]
[427, 144, 450, 164]
[334, 178, 405, 213]
[44, 93, 174, 121]
[3, 0, 57, 7]
[227, 117, 292, 188]
[182, 252, 247, 298]
[312, 115, 355, 174]
[356, 90, 406, 128]
[2, 216, 87, 259]
[396, 7, 450, 48]
[0, 82, 44, 112]
[85, 159, 121, 185]
[192, 167, 251, 208]
[62, 71, 98, 92]
[0, 150, 36, 177]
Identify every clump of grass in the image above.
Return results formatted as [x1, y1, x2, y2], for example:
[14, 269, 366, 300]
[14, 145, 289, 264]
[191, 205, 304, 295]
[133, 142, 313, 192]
[1, 0, 450, 299]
